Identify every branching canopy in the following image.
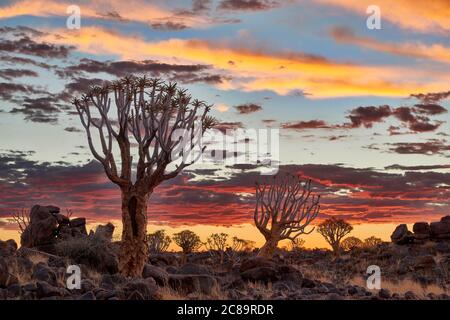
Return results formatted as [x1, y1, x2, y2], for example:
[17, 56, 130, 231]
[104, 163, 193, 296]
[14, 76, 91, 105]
[72, 76, 216, 191]
[254, 174, 320, 241]
[317, 217, 353, 249]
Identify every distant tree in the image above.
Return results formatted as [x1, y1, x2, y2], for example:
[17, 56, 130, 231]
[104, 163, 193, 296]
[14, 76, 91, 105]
[205, 233, 228, 263]
[73, 76, 215, 276]
[173, 230, 202, 262]
[363, 236, 383, 248]
[289, 238, 306, 252]
[147, 230, 171, 253]
[254, 174, 320, 258]
[230, 237, 255, 252]
[341, 236, 363, 251]
[317, 218, 353, 257]
[11, 208, 29, 234]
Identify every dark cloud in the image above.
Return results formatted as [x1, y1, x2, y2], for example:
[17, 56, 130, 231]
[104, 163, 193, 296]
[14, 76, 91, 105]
[0, 32, 74, 58]
[347, 105, 392, 128]
[388, 140, 450, 155]
[0, 55, 53, 70]
[234, 103, 262, 114]
[57, 58, 210, 78]
[64, 127, 82, 133]
[218, 0, 280, 11]
[385, 164, 450, 171]
[0, 151, 448, 224]
[414, 103, 447, 115]
[10, 96, 60, 124]
[0, 68, 38, 80]
[0, 83, 44, 101]
[410, 91, 450, 103]
[215, 121, 244, 133]
[347, 105, 446, 133]
[150, 21, 188, 31]
[282, 120, 331, 130]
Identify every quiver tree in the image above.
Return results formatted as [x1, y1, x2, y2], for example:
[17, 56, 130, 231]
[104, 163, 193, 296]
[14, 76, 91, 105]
[173, 230, 202, 262]
[147, 230, 171, 253]
[254, 174, 320, 258]
[205, 233, 228, 263]
[289, 237, 305, 252]
[363, 236, 383, 249]
[341, 236, 363, 252]
[317, 217, 353, 257]
[73, 76, 215, 276]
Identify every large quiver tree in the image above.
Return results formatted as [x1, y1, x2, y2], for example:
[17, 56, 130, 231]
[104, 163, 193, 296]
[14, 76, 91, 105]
[73, 76, 215, 276]
[254, 174, 320, 258]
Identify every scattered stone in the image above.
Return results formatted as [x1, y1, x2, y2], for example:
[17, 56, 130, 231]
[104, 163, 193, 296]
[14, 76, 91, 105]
[142, 264, 169, 286]
[391, 224, 414, 245]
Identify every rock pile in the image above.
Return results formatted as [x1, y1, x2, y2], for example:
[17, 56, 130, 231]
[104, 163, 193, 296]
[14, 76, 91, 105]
[391, 216, 450, 245]
[20, 205, 87, 253]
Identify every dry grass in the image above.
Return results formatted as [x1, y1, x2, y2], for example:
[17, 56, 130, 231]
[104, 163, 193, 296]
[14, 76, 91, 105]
[158, 284, 227, 300]
[350, 276, 448, 297]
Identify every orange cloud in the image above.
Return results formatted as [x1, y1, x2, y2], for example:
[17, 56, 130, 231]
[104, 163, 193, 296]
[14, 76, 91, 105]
[331, 27, 450, 64]
[0, 0, 207, 28]
[38, 26, 450, 98]
[316, 0, 450, 33]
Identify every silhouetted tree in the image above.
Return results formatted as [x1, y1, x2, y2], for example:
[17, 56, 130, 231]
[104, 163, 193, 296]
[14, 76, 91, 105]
[317, 218, 353, 256]
[173, 230, 202, 262]
[205, 233, 228, 263]
[11, 208, 29, 234]
[364, 236, 383, 248]
[289, 237, 306, 252]
[341, 236, 363, 251]
[147, 230, 171, 253]
[73, 76, 215, 276]
[254, 174, 320, 258]
[230, 237, 255, 252]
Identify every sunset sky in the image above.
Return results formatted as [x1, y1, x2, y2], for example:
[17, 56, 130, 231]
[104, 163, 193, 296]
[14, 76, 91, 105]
[0, 0, 449, 249]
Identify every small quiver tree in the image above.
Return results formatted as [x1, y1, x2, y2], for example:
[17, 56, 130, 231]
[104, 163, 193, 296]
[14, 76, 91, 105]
[254, 174, 320, 258]
[317, 217, 353, 257]
[147, 230, 171, 254]
[173, 230, 202, 263]
[205, 233, 228, 263]
[341, 236, 363, 252]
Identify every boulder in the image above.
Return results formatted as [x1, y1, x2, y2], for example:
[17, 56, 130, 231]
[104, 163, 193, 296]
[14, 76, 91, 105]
[32, 263, 58, 286]
[239, 257, 276, 272]
[414, 255, 436, 270]
[430, 221, 450, 238]
[21, 205, 60, 249]
[94, 223, 115, 241]
[0, 257, 15, 288]
[36, 281, 64, 299]
[142, 264, 169, 286]
[441, 216, 450, 223]
[413, 222, 430, 235]
[391, 224, 414, 245]
[168, 274, 218, 295]
[178, 263, 213, 275]
[241, 266, 280, 283]
[66, 217, 88, 237]
[122, 279, 159, 300]
[0, 239, 17, 257]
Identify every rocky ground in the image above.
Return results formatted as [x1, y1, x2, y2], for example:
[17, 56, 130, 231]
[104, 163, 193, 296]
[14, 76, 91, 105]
[0, 205, 449, 300]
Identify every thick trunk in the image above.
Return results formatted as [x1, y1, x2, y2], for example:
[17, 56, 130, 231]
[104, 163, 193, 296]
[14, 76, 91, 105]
[257, 236, 280, 258]
[118, 189, 149, 277]
[332, 243, 341, 257]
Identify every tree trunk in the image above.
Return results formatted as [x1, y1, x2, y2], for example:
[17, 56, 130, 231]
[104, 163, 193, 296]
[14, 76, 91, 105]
[332, 243, 341, 258]
[118, 188, 149, 277]
[257, 237, 280, 258]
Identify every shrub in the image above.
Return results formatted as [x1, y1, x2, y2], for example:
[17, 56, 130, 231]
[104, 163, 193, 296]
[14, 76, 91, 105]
[147, 230, 172, 253]
[55, 234, 118, 273]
